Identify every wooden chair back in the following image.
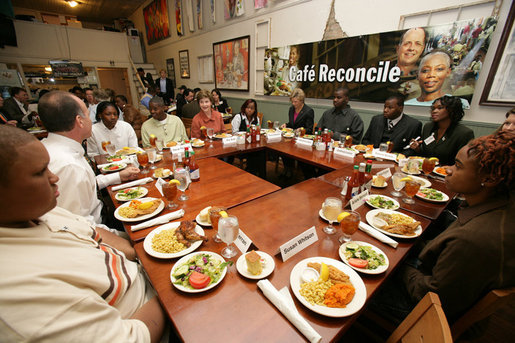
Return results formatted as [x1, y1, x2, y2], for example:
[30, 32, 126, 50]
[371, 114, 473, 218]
[451, 287, 515, 340]
[386, 292, 452, 343]
[181, 117, 193, 138]
[257, 112, 263, 126]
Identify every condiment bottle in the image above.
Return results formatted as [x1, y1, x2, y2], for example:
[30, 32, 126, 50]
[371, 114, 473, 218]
[184, 147, 190, 170]
[358, 162, 366, 186]
[189, 151, 200, 182]
[362, 160, 373, 192]
[256, 125, 261, 142]
[251, 124, 256, 143]
[345, 165, 360, 201]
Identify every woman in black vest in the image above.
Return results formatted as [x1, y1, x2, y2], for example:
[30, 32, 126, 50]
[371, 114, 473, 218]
[231, 99, 260, 134]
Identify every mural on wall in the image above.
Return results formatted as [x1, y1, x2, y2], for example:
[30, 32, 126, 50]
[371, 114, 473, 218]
[255, 0, 267, 10]
[213, 35, 250, 91]
[175, 0, 183, 36]
[264, 17, 497, 108]
[143, 0, 170, 45]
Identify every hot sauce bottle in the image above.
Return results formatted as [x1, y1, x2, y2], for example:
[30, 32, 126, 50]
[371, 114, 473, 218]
[345, 165, 360, 201]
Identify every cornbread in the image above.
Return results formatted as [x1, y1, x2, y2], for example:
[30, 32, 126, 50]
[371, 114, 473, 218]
[199, 206, 212, 223]
[372, 175, 386, 187]
[245, 251, 262, 275]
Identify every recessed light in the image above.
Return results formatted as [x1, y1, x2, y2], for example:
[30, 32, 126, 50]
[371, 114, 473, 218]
[67, 1, 79, 8]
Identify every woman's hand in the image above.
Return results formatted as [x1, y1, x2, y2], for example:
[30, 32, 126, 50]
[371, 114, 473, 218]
[280, 123, 286, 129]
[409, 139, 422, 152]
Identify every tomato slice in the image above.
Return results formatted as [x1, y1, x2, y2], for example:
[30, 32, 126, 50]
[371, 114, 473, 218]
[189, 271, 211, 289]
[109, 166, 119, 170]
[348, 258, 368, 269]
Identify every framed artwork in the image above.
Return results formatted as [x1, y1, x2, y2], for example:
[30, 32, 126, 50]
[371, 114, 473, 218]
[166, 58, 176, 88]
[480, 2, 515, 106]
[179, 50, 190, 78]
[143, 0, 170, 45]
[213, 35, 250, 91]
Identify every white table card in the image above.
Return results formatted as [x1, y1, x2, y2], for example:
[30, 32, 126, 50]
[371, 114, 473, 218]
[373, 150, 397, 161]
[223, 136, 238, 145]
[376, 168, 392, 179]
[170, 145, 185, 156]
[295, 138, 313, 148]
[350, 189, 369, 211]
[234, 229, 253, 254]
[279, 226, 318, 262]
[334, 147, 356, 158]
[266, 132, 282, 142]
[154, 177, 167, 196]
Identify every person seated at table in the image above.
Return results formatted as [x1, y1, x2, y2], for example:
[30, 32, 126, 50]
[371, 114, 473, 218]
[115, 95, 146, 145]
[231, 99, 260, 134]
[0, 95, 18, 126]
[191, 90, 225, 139]
[141, 96, 188, 147]
[408, 95, 474, 165]
[84, 87, 96, 109]
[1, 86, 37, 128]
[39, 91, 140, 226]
[317, 87, 364, 142]
[176, 88, 194, 117]
[212, 88, 229, 114]
[497, 107, 515, 132]
[87, 101, 138, 157]
[280, 88, 314, 134]
[88, 88, 111, 124]
[141, 85, 158, 110]
[181, 89, 201, 119]
[361, 94, 422, 153]
[0, 125, 166, 342]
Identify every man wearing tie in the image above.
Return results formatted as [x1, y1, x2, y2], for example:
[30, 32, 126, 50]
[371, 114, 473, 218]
[155, 69, 175, 106]
[361, 94, 422, 153]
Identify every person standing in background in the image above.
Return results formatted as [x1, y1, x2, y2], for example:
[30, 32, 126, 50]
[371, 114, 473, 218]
[155, 69, 175, 105]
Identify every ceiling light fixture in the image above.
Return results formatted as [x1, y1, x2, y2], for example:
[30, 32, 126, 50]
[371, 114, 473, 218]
[67, 1, 79, 8]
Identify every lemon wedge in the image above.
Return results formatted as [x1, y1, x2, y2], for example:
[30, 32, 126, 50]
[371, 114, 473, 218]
[429, 157, 439, 162]
[387, 141, 391, 144]
[123, 147, 130, 150]
[138, 201, 154, 210]
[319, 262, 329, 281]
[401, 177, 413, 182]
[169, 179, 181, 185]
[337, 212, 350, 222]
[150, 134, 156, 138]
[200, 126, 206, 129]
[346, 135, 351, 139]
[219, 210, 228, 218]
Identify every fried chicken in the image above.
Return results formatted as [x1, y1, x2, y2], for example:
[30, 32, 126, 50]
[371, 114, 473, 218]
[174, 221, 208, 247]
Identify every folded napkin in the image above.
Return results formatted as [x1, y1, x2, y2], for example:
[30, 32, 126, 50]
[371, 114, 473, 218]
[257, 279, 322, 343]
[359, 221, 398, 248]
[112, 177, 153, 191]
[131, 209, 185, 232]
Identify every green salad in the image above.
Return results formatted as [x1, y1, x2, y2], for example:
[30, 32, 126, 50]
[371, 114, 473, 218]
[418, 188, 444, 200]
[344, 243, 386, 270]
[172, 253, 230, 289]
[116, 187, 145, 200]
[368, 196, 397, 209]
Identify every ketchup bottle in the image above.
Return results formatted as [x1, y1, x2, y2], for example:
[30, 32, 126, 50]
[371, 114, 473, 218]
[345, 165, 360, 201]
[362, 160, 373, 192]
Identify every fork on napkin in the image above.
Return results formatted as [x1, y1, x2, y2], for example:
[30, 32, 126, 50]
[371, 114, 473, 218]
[131, 209, 185, 232]
[359, 221, 398, 248]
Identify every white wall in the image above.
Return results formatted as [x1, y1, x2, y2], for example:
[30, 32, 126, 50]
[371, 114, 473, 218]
[130, 0, 512, 126]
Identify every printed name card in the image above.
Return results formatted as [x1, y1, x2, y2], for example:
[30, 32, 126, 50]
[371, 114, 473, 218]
[373, 150, 397, 161]
[295, 137, 313, 148]
[170, 145, 185, 156]
[234, 229, 253, 254]
[376, 168, 392, 179]
[334, 147, 356, 158]
[154, 177, 167, 196]
[183, 143, 193, 151]
[223, 136, 238, 145]
[279, 226, 318, 262]
[350, 189, 369, 211]
[266, 132, 282, 142]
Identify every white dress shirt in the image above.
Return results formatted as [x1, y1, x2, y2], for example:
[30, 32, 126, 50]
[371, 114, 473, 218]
[231, 113, 260, 134]
[159, 78, 167, 93]
[89, 103, 99, 123]
[87, 120, 138, 157]
[14, 97, 35, 126]
[42, 133, 120, 225]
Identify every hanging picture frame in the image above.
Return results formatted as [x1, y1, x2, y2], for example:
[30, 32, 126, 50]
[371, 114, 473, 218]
[179, 50, 190, 78]
[213, 35, 250, 91]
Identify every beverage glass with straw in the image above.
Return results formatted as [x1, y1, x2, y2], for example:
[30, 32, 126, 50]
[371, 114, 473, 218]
[146, 148, 157, 170]
[321, 197, 342, 235]
[137, 151, 149, 174]
[174, 168, 190, 201]
[403, 178, 421, 204]
[391, 172, 406, 197]
[162, 180, 179, 209]
[209, 206, 227, 243]
[218, 214, 240, 258]
[338, 211, 360, 244]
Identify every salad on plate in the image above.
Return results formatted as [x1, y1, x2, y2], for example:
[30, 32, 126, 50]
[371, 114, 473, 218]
[341, 242, 387, 272]
[171, 252, 230, 291]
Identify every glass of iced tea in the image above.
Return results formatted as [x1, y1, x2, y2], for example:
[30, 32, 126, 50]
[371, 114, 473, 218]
[209, 206, 227, 243]
[149, 135, 157, 148]
[101, 141, 111, 152]
[200, 126, 207, 139]
[403, 179, 421, 204]
[162, 182, 178, 209]
[339, 211, 360, 244]
[387, 141, 394, 153]
[422, 158, 437, 175]
[299, 127, 306, 137]
[321, 197, 342, 235]
[344, 135, 353, 148]
[267, 121, 274, 129]
[137, 151, 149, 174]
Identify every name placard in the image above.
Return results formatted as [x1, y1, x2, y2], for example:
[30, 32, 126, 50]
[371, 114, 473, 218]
[170, 145, 185, 156]
[334, 147, 356, 158]
[279, 226, 318, 262]
[234, 229, 252, 254]
[376, 168, 392, 179]
[295, 137, 313, 148]
[154, 177, 167, 196]
[266, 132, 282, 142]
[223, 136, 238, 145]
[350, 189, 369, 211]
[373, 150, 397, 161]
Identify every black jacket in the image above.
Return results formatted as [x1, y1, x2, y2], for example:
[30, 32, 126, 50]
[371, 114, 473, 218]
[361, 114, 422, 153]
[286, 104, 314, 134]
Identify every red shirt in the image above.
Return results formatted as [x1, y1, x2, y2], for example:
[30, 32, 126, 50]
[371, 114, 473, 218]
[191, 110, 225, 138]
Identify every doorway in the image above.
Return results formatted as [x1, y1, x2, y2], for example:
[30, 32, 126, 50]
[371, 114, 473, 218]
[97, 67, 132, 103]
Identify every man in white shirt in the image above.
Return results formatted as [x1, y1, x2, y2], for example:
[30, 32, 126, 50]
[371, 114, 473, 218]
[1, 87, 36, 128]
[87, 101, 138, 157]
[39, 91, 139, 225]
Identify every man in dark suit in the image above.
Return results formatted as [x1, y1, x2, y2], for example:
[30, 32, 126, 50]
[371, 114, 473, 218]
[155, 69, 174, 106]
[136, 67, 154, 89]
[176, 88, 194, 118]
[361, 94, 422, 153]
[1, 87, 36, 128]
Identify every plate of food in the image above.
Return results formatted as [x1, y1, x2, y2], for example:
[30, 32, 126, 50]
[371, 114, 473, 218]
[303, 134, 315, 140]
[144, 221, 207, 259]
[401, 164, 421, 175]
[433, 166, 448, 177]
[262, 129, 277, 134]
[191, 139, 205, 148]
[365, 195, 400, 210]
[339, 241, 389, 274]
[170, 251, 229, 293]
[416, 187, 449, 203]
[409, 175, 431, 188]
[195, 206, 212, 227]
[114, 187, 148, 201]
[214, 133, 232, 139]
[366, 209, 422, 239]
[106, 154, 127, 162]
[236, 250, 275, 279]
[165, 141, 178, 148]
[290, 257, 366, 317]
[282, 131, 294, 138]
[371, 175, 387, 188]
[114, 198, 164, 222]
[99, 163, 127, 173]
[153, 168, 172, 178]
[116, 147, 140, 155]
[352, 144, 367, 153]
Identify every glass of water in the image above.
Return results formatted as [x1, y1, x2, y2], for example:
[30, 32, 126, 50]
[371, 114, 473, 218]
[175, 169, 190, 201]
[273, 121, 280, 130]
[106, 143, 116, 157]
[155, 139, 164, 154]
[391, 172, 406, 197]
[146, 148, 157, 170]
[218, 215, 240, 258]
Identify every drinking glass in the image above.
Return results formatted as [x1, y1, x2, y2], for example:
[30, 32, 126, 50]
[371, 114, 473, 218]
[379, 142, 388, 152]
[422, 158, 437, 175]
[387, 141, 394, 153]
[106, 143, 116, 157]
[273, 121, 280, 130]
[102, 140, 111, 153]
[218, 215, 240, 258]
[344, 135, 353, 148]
[146, 148, 157, 170]
[339, 211, 360, 244]
[403, 179, 421, 204]
[267, 121, 274, 129]
[207, 127, 215, 144]
[162, 182, 178, 209]
[175, 169, 190, 201]
[391, 172, 406, 197]
[155, 139, 164, 154]
[209, 206, 227, 243]
[200, 127, 207, 139]
[321, 197, 342, 235]
[137, 151, 149, 174]
[149, 135, 157, 148]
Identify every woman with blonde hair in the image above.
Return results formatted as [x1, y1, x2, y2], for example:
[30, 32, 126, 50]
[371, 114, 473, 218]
[280, 88, 314, 134]
[190, 90, 225, 138]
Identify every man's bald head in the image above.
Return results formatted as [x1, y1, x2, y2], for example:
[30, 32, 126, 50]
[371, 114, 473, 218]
[0, 125, 37, 186]
[38, 91, 86, 132]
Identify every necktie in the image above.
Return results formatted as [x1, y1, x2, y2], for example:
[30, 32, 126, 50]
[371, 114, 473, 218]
[388, 120, 394, 130]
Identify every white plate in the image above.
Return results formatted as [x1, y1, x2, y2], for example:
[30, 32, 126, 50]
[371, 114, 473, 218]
[114, 187, 148, 202]
[170, 251, 228, 293]
[114, 197, 165, 222]
[351, 145, 367, 153]
[415, 188, 449, 203]
[236, 251, 275, 279]
[365, 195, 400, 210]
[99, 162, 127, 173]
[192, 143, 205, 148]
[195, 213, 211, 227]
[152, 169, 172, 178]
[409, 175, 431, 188]
[339, 241, 389, 275]
[214, 133, 232, 139]
[290, 257, 366, 317]
[432, 167, 447, 177]
[365, 209, 422, 239]
[144, 222, 205, 259]
[401, 165, 421, 175]
[371, 176, 388, 188]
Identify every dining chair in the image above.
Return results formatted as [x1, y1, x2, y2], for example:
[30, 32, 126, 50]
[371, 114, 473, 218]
[181, 117, 193, 138]
[386, 292, 452, 343]
[451, 287, 515, 340]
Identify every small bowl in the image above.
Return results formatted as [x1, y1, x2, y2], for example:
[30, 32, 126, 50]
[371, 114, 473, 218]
[301, 267, 320, 283]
